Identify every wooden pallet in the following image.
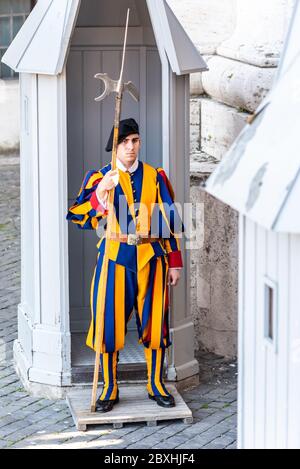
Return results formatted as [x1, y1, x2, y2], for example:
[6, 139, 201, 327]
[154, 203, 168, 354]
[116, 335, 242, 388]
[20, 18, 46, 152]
[66, 384, 193, 431]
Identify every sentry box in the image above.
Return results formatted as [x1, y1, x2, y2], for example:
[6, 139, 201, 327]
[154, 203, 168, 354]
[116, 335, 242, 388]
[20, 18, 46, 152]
[2, 0, 207, 397]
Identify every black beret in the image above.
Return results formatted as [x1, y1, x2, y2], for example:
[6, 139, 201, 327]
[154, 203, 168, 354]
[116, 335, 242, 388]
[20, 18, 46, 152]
[105, 118, 139, 152]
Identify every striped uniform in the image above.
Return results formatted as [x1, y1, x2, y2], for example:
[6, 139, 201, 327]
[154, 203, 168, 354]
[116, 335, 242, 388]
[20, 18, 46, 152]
[66, 160, 183, 398]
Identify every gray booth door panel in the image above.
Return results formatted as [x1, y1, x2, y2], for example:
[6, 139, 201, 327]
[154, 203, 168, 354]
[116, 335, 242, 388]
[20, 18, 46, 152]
[67, 43, 162, 374]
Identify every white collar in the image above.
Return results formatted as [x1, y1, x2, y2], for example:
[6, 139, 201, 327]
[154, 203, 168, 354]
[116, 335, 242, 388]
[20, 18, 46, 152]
[116, 157, 139, 173]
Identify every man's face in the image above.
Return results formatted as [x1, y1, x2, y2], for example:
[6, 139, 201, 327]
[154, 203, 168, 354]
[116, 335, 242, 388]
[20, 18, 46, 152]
[116, 133, 141, 167]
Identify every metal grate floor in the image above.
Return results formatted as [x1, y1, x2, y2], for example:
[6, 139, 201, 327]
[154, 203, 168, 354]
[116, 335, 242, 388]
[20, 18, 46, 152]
[71, 330, 146, 367]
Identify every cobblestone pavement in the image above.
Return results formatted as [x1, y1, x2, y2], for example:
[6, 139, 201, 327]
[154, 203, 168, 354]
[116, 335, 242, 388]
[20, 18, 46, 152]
[0, 154, 237, 449]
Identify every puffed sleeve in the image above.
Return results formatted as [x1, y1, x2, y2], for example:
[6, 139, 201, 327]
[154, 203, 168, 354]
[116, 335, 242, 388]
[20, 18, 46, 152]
[156, 168, 184, 268]
[66, 169, 108, 230]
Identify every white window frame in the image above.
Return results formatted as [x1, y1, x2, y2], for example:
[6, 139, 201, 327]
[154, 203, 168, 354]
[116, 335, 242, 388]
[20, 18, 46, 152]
[263, 275, 278, 353]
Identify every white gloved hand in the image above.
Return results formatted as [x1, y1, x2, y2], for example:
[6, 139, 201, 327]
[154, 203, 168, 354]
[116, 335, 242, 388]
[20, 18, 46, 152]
[95, 169, 120, 209]
[111, 170, 120, 187]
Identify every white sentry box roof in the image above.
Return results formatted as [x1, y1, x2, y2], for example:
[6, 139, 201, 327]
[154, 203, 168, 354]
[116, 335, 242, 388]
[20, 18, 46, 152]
[205, 0, 300, 233]
[1, 0, 207, 76]
[1, 0, 81, 75]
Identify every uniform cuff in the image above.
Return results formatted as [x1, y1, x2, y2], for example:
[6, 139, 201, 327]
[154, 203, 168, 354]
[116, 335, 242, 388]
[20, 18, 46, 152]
[168, 251, 183, 268]
[90, 191, 107, 214]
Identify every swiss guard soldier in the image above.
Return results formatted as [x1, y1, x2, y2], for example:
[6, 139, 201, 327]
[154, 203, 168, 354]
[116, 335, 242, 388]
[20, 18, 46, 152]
[66, 118, 184, 412]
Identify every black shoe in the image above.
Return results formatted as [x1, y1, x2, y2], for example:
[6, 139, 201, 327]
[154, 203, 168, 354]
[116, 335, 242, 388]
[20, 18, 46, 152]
[148, 393, 175, 408]
[96, 390, 119, 413]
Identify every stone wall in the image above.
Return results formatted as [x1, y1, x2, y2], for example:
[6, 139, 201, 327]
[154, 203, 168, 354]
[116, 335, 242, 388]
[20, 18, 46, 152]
[190, 175, 238, 358]
[0, 79, 20, 154]
[169, 0, 295, 357]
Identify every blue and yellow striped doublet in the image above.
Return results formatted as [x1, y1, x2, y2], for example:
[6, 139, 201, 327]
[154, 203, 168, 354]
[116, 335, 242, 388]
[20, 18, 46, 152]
[66, 161, 184, 354]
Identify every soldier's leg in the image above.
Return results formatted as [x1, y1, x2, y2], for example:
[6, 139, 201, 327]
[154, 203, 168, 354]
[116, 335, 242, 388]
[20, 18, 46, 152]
[97, 263, 137, 402]
[124, 266, 138, 335]
[144, 346, 171, 397]
[136, 255, 174, 405]
[98, 351, 118, 401]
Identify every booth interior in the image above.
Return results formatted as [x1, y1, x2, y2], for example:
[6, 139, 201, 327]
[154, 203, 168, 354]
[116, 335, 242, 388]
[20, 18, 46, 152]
[67, 0, 163, 383]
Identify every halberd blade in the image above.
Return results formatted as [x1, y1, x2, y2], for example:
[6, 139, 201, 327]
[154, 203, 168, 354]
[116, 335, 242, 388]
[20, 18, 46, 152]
[124, 81, 140, 102]
[94, 73, 118, 102]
